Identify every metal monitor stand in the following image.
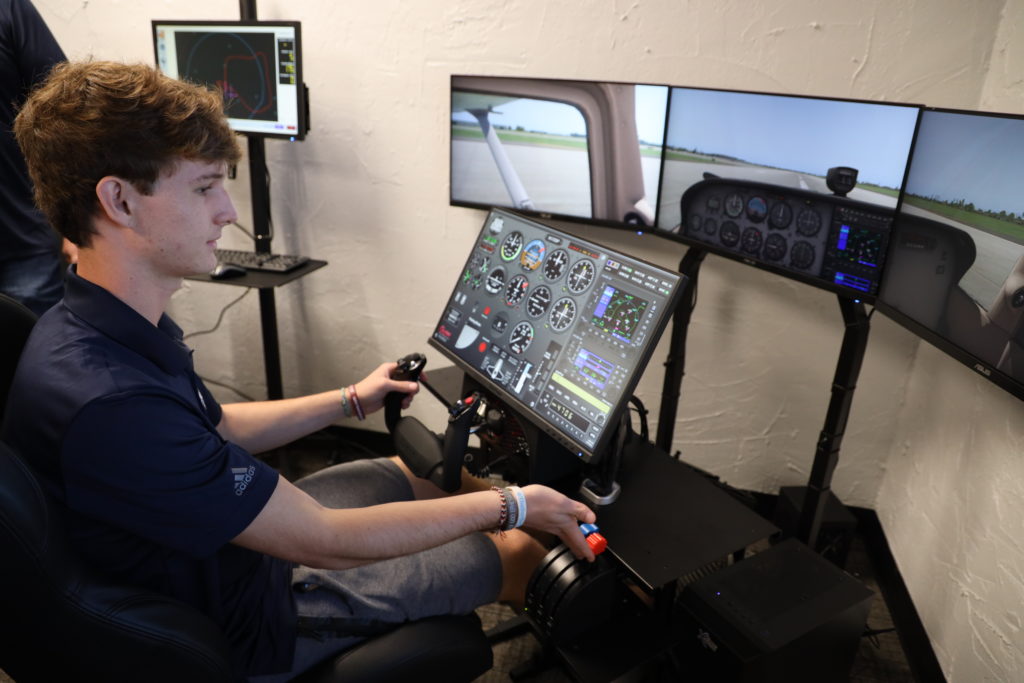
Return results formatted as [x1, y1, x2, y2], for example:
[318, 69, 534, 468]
[655, 246, 706, 453]
[796, 296, 870, 548]
[653, 244, 871, 552]
[238, 0, 283, 399]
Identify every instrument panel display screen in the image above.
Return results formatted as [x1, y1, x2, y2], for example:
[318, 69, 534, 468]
[429, 209, 685, 461]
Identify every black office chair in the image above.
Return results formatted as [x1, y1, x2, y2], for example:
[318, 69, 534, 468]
[0, 293, 492, 683]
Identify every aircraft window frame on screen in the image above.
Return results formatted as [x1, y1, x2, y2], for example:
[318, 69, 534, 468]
[449, 75, 669, 230]
[152, 20, 307, 140]
[878, 107, 1024, 397]
[451, 93, 593, 216]
[428, 208, 684, 462]
[654, 86, 920, 299]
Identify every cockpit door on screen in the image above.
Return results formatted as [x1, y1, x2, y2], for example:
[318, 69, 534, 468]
[451, 76, 663, 226]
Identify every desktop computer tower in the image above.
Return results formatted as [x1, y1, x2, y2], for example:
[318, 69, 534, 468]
[675, 539, 873, 683]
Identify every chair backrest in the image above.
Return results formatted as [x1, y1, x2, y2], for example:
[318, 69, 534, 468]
[0, 441, 236, 683]
[0, 292, 38, 421]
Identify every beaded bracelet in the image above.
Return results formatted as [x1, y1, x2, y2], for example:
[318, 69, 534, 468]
[489, 486, 524, 533]
[490, 486, 508, 535]
[348, 385, 365, 421]
[339, 387, 353, 418]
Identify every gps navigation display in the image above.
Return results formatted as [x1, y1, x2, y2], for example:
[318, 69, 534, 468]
[429, 209, 685, 461]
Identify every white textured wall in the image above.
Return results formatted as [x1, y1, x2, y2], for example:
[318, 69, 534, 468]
[876, 2, 1024, 681]
[33, 0, 1024, 679]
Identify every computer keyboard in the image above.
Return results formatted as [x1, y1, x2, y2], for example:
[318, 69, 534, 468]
[214, 249, 310, 273]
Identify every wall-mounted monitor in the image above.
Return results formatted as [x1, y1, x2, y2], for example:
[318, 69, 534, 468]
[152, 20, 307, 140]
[428, 208, 685, 462]
[878, 108, 1024, 400]
[655, 87, 920, 299]
[450, 75, 669, 229]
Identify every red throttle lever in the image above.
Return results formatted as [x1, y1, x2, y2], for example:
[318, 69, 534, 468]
[579, 523, 607, 555]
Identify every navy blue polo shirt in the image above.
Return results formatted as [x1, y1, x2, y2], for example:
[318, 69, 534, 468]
[1, 268, 297, 676]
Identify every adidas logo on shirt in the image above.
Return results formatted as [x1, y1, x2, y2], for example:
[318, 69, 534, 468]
[233, 465, 256, 496]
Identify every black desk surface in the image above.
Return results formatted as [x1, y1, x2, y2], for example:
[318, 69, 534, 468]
[423, 365, 778, 591]
[600, 439, 778, 591]
[185, 259, 327, 288]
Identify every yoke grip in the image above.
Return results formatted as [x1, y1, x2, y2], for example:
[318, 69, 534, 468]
[384, 353, 426, 433]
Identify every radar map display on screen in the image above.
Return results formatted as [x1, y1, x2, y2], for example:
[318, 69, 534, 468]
[152, 20, 306, 139]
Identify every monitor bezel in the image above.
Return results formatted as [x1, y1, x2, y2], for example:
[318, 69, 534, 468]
[151, 19, 308, 140]
[427, 208, 687, 462]
[875, 297, 1024, 401]
[449, 74, 672, 234]
[875, 105, 1024, 402]
[652, 85, 923, 303]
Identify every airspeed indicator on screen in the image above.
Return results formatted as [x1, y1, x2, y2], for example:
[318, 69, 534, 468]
[500, 231, 524, 261]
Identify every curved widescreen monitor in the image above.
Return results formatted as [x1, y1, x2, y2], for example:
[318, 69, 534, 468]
[152, 20, 307, 140]
[878, 108, 1024, 400]
[429, 209, 685, 462]
[655, 87, 920, 299]
[450, 75, 669, 230]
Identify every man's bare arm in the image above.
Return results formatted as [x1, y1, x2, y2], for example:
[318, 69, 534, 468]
[232, 475, 597, 567]
[216, 362, 418, 453]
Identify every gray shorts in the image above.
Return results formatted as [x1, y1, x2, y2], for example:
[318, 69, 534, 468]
[249, 458, 502, 682]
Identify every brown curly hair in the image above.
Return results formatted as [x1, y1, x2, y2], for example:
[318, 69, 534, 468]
[14, 61, 241, 247]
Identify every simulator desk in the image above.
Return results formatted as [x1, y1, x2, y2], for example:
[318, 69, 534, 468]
[427, 366, 779, 681]
[554, 439, 779, 682]
[601, 439, 777, 591]
[186, 259, 327, 400]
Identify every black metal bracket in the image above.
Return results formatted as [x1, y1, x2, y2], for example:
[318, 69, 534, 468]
[655, 247, 706, 452]
[796, 295, 871, 547]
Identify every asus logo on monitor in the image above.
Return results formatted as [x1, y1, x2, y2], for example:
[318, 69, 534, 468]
[974, 363, 992, 377]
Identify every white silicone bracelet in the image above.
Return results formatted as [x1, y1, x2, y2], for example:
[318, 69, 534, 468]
[508, 486, 527, 529]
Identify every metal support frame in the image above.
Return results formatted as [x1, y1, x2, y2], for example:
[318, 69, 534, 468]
[239, 0, 284, 399]
[796, 296, 870, 547]
[652, 243, 871, 555]
[655, 247, 706, 452]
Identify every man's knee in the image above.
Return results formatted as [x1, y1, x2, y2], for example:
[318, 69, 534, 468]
[489, 530, 548, 604]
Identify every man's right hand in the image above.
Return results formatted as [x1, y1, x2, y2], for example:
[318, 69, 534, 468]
[520, 485, 597, 562]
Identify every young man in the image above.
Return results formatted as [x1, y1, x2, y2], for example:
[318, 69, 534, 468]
[2, 61, 595, 680]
